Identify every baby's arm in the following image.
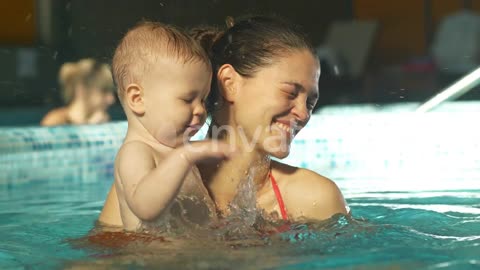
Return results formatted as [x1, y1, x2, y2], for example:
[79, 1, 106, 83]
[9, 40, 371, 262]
[117, 141, 232, 221]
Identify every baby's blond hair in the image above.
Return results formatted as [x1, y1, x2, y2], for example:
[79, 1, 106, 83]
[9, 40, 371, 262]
[112, 21, 211, 104]
[59, 59, 113, 104]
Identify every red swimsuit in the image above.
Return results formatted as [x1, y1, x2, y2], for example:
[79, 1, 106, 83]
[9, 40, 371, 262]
[269, 171, 288, 221]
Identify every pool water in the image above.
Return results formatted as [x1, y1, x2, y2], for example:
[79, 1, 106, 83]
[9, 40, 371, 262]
[1, 106, 479, 269]
[1, 175, 478, 270]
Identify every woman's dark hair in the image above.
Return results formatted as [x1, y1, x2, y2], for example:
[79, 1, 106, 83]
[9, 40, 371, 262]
[190, 15, 316, 113]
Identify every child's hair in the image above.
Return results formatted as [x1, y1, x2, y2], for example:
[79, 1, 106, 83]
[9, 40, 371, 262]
[59, 58, 113, 104]
[190, 15, 316, 113]
[112, 21, 211, 104]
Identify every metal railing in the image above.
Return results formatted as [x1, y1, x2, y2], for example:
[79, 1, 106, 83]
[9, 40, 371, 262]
[416, 66, 480, 112]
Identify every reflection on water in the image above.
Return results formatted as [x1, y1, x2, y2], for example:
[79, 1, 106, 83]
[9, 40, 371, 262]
[70, 214, 363, 270]
[68, 186, 480, 269]
[0, 177, 479, 270]
[67, 209, 480, 270]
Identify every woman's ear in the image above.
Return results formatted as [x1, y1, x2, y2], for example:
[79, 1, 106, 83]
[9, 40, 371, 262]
[217, 64, 240, 103]
[125, 83, 145, 115]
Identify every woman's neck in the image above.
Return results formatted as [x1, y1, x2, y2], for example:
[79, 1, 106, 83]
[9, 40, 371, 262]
[200, 123, 272, 211]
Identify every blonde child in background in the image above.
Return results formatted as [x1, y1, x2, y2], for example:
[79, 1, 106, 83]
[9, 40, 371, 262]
[41, 59, 115, 126]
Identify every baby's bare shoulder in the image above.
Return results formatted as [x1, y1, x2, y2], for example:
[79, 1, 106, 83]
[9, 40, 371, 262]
[115, 141, 157, 177]
[118, 140, 155, 157]
[40, 107, 68, 126]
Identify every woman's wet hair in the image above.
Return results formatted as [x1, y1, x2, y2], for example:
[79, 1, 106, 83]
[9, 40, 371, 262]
[190, 15, 316, 113]
[59, 59, 113, 104]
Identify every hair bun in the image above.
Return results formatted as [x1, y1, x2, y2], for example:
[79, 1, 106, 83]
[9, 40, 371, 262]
[225, 16, 235, 29]
[189, 26, 224, 55]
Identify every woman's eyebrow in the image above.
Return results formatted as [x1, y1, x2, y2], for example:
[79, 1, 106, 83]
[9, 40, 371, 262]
[282, 81, 318, 98]
[281, 81, 304, 91]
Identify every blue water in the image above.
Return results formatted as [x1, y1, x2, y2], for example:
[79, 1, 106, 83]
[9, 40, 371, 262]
[0, 175, 478, 270]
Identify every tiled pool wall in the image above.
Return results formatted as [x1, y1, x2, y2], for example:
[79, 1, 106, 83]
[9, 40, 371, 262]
[0, 122, 126, 186]
[1, 102, 479, 191]
[285, 111, 480, 192]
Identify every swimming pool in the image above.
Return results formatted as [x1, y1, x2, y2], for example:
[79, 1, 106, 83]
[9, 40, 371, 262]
[1, 102, 479, 269]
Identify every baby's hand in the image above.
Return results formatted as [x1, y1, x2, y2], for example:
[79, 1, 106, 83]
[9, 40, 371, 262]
[180, 140, 237, 164]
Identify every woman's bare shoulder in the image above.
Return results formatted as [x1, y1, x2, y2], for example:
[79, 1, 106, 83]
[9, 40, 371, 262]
[271, 161, 349, 221]
[271, 160, 332, 185]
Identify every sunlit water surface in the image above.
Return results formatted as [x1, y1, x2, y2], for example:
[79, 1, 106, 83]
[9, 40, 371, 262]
[0, 175, 479, 270]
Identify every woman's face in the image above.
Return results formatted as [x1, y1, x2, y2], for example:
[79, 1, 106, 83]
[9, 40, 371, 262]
[231, 49, 320, 158]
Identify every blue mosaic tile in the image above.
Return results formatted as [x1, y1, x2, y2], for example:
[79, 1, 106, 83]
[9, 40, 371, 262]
[1, 106, 480, 185]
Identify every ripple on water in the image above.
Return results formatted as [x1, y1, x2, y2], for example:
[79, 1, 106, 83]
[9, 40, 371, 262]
[1, 179, 479, 269]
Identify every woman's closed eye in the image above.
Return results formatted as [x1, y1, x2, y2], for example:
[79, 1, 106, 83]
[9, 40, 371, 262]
[283, 89, 299, 99]
[282, 88, 316, 108]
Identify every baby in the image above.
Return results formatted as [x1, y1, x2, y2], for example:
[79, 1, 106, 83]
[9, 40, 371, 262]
[98, 21, 233, 232]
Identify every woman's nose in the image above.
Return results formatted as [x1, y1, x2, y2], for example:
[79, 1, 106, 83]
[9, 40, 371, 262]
[292, 100, 310, 123]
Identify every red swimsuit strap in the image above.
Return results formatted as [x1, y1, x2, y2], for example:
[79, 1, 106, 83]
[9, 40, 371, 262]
[269, 171, 288, 221]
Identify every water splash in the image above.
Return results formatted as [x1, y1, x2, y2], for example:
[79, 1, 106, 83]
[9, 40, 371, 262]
[209, 166, 264, 243]
[228, 166, 258, 226]
[141, 195, 215, 238]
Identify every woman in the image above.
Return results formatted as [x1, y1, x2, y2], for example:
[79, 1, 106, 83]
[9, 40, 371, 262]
[193, 16, 349, 222]
[41, 58, 116, 126]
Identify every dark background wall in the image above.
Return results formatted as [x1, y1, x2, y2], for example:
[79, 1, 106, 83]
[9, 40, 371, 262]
[1, 0, 479, 116]
[0, 0, 353, 108]
[68, 0, 353, 59]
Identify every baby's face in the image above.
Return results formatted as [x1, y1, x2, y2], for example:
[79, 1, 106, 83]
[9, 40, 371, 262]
[140, 57, 211, 147]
